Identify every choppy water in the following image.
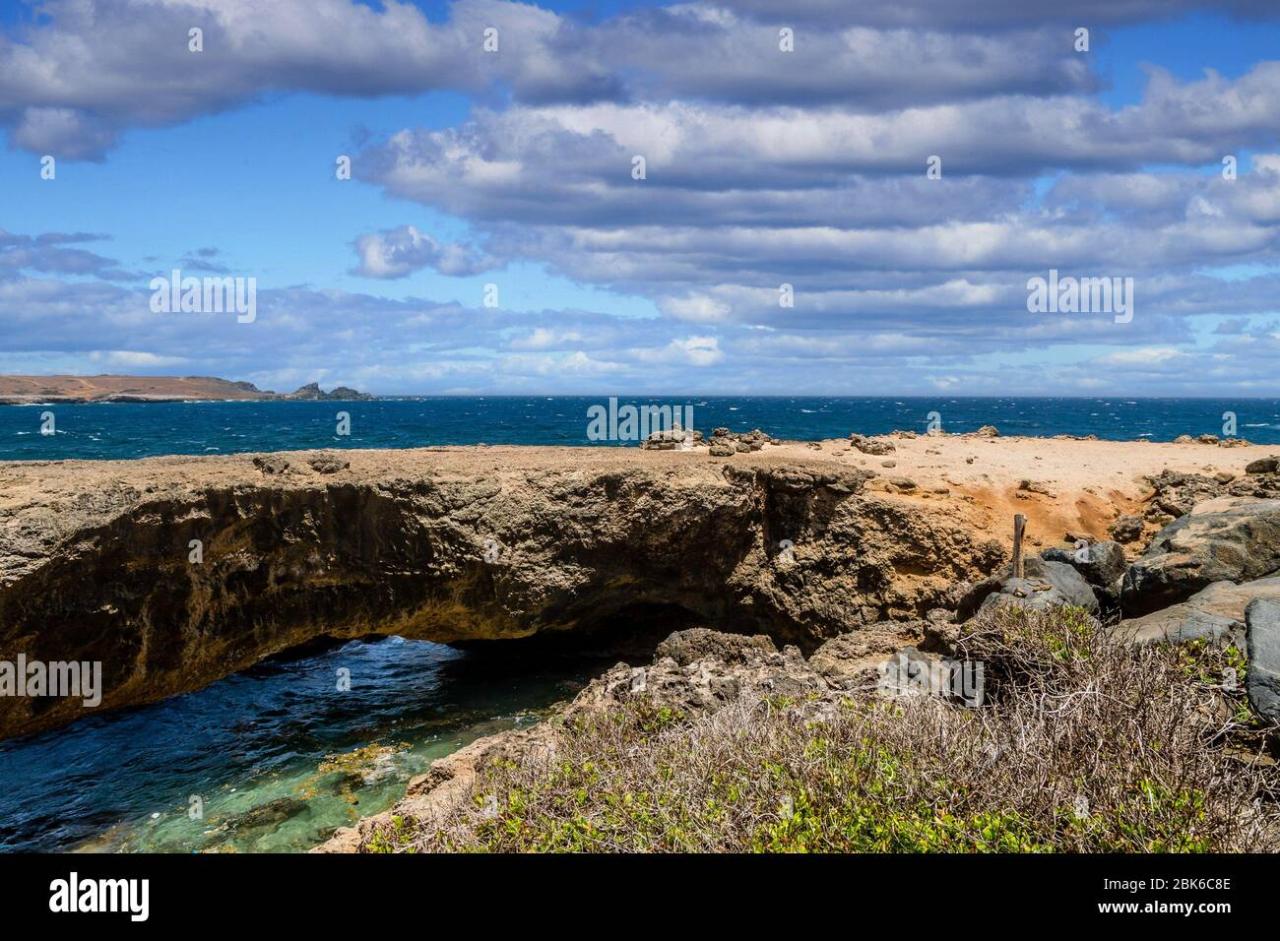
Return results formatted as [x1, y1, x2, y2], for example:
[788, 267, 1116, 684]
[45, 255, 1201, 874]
[0, 637, 606, 853]
[3, 396, 1279, 460]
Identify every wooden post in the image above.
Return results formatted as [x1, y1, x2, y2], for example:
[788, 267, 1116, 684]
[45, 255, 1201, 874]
[1013, 513, 1026, 579]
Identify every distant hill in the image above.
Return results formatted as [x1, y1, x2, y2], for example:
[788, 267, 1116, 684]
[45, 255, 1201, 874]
[0, 375, 373, 404]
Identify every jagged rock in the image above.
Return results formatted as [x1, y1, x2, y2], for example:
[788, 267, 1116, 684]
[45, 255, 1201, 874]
[590, 639, 826, 717]
[708, 443, 735, 457]
[1246, 599, 1280, 723]
[848, 433, 895, 456]
[975, 425, 1000, 437]
[957, 557, 1099, 620]
[1115, 577, 1280, 646]
[1174, 435, 1195, 444]
[1108, 515, 1144, 543]
[307, 454, 349, 474]
[1144, 468, 1280, 518]
[1198, 434, 1219, 445]
[1247, 457, 1280, 475]
[251, 455, 290, 475]
[1121, 498, 1280, 616]
[286, 382, 374, 401]
[654, 628, 777, 666]
[1220, 438, 1250, 448]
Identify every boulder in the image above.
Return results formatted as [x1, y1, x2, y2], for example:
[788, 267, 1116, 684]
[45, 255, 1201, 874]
[957, 557, 1099, 621]
[974, 425, 1000, 437]
[848, 433, 895, 456]
[1042, 540, 1126, 619]
[1043, 540, 1126, 588]
[251, 455, 290, 475]
[1247, 456, 1280, 475]
[1109, 514, 1144, 543]
[1114, 577, 1280, 647]
[1121, 498, 1280, 615]
[1246, 599, 1280, 723]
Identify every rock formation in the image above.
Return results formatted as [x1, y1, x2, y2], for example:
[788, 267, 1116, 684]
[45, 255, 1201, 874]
[0, 447, 1002, 740]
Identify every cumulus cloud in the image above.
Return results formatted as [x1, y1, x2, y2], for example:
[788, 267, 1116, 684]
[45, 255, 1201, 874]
[5, 0, 1280, 394]
[351, 225, 497, 278]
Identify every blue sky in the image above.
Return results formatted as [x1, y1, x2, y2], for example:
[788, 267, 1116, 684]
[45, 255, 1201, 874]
[2, 0, 1280, 395]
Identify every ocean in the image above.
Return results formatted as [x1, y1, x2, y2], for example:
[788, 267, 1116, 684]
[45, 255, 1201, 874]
[2, 396, 1279, 460]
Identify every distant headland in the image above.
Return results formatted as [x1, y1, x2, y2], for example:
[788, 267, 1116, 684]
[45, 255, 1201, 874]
[0, 375, 373, 404]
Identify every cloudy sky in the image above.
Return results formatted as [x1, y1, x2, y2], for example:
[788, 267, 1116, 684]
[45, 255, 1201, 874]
[2, 0, 1279, 395]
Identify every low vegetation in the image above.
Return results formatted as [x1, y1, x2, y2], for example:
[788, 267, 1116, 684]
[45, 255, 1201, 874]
[372, 606, 1280, 853]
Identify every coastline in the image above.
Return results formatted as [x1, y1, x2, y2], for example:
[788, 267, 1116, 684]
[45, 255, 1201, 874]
[4, 432, 1280, 851]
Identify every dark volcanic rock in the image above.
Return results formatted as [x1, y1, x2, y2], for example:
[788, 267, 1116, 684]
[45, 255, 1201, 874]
[1246, 598, 1280, 723]
[957, 557, 1099, 621]
[1042, 540, 1126, 620]
[1121, 498, 1280, 616]
[1115, 577, 1280, 647]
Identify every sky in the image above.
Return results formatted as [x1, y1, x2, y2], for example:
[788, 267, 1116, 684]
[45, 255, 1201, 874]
[1, 0, 1280, 396]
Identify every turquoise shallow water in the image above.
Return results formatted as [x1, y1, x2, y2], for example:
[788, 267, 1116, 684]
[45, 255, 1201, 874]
[0, 637, 607, 853]
[2, 395, 1278, 460]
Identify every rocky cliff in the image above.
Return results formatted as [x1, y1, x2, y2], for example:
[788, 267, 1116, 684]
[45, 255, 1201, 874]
[0, 444, 1007, 740]
[1, 436, 1273, 741]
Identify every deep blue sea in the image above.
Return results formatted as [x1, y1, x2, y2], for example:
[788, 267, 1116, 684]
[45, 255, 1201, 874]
[4, 394, 1279, 852]
[3, 396, 1279, 460]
